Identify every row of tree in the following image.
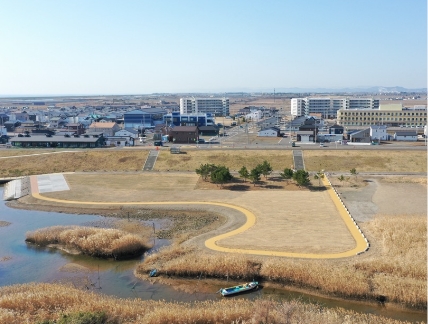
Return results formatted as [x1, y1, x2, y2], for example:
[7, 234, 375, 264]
[196, 161, 313, 188]
[196, 163, 359, 189]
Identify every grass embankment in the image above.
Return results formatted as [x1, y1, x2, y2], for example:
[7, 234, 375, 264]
[0, 283, 416, 324]
[136, 215, 427, 310]
[303, 151, 427, 172]
[154, 150, 294, 171]
[0, 149, 426, 176]
[155, 149, 427, 172]
[26, 226, 150, 259]
[0, 150, 148, 177]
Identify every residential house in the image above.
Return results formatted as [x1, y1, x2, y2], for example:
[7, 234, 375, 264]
[105, 136, 134, 147]
[329, 124, 344, 135]
[393, 131, 418, 141]
[258, 127, 280, 137]
[198, 125, 219, 136]
[115, 128, 139, 139]
[65, 123, 85, 135]
[348, 128, 371, 143]
[296, 131, 314, 143]
[88, 122, 120, 136]
[370, 125, 388, 141]
[168, 126, 199, 144]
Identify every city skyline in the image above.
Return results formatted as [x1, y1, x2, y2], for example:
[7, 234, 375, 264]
[1, 0, 426, 96]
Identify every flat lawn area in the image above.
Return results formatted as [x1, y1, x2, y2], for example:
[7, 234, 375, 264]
[0, 150, 149, 177]
[303, 150, 426, 172]
[154, 150, 294, 172]
[54, 173, 199, 202]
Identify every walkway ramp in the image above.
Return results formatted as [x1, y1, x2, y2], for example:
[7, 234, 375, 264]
[37, 174, 70, 193]
[143, 150, 159, 171]
[292, 150, 305, 170]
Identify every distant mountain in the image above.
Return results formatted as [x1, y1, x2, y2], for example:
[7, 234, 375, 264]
[270, 86, 427, 94]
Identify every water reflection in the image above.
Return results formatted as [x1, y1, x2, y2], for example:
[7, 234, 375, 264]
[0, 187, 426, 322]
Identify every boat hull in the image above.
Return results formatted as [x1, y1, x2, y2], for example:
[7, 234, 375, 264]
[220, 281, 258, 296]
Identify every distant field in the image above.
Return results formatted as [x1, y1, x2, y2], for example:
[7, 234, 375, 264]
[0, 150, 149, 177]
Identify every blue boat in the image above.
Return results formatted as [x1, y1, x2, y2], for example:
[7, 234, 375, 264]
[149, 269, 158, 277]
[220, 281, 258, 296]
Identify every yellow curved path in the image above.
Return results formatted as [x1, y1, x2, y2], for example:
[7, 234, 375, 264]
[29, 176, 368, 259]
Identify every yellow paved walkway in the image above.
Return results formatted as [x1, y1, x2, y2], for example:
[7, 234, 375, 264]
[29, 175, 368, 259]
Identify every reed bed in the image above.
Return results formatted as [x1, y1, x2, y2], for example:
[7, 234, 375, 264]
[0, 221, 11, 227]
[0, 283, 417, 324]
[26, 226, 150, 259]
[136, 215, 427, 309]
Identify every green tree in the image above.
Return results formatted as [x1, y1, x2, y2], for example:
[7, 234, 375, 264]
[238, 166, 250, 182]
[280, 168, 294, 181]
[257, 160, 273, 179]
[337, 174, 345, 185]
[350, 168, 358, 180]
[210, 166, 232, 188]
[195, 163, 216, 181]
[293, 169, 310, 187]
[248, 168, 261, 186]
[313, 170, 325, 187]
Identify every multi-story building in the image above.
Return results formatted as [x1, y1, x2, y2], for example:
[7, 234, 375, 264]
[123, 108, 167, 129]
[291, 97, 380, 118]
[180, 97, 229, 116]
[163, 112, 215, 127]
[291, 98, 305, 117]
[337, 104, 427, 127]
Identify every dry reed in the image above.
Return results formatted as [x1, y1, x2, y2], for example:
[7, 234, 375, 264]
[136, 215, 427, 309]
[0, 283, 417, 324]
[26, 226, 150, 259]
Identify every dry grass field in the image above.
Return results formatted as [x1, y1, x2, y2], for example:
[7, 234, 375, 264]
[0, 149, 425, 177]
[0, 283, 412, 324]
[0, 150, 149, 177]
[0, 149, 68, 157]
[154, 150, 294, 172]
[303, 150, 427, 172]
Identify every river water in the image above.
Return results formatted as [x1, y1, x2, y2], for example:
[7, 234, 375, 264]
[0, 187, 425, 322]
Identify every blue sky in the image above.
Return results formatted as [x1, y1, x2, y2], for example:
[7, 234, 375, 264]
[0, 0, 426, 95]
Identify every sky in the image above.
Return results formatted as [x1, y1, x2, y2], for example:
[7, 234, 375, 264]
[0, 0, 426, 95]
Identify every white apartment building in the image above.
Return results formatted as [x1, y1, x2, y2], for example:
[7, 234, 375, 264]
[180, 97, 230, 116]
[291, 97, 379, 118]
[291, 98, 305, 117]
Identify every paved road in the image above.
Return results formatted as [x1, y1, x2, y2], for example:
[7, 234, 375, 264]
[29, 175, 368, 259]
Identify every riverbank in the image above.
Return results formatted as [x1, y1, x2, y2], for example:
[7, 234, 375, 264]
[9, 194, 427, 312]
[0, 282, 421, 324]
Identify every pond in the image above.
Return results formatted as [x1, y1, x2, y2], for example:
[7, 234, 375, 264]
[0, 187, 425, 322]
